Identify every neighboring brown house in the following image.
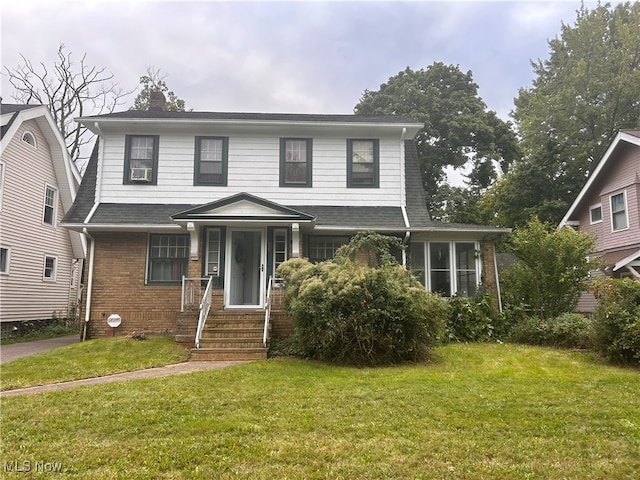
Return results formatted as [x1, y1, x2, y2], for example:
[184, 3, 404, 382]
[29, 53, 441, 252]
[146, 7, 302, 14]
[62, 95, 509, 359]
[559, 130, 640, 312]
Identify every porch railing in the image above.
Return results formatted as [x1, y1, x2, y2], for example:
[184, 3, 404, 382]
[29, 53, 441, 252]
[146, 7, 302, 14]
[194, 276, 214, 349]
[263, 276, 283, 348]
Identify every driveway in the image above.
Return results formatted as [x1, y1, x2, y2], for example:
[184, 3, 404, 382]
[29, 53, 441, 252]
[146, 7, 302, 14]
[0, 335, 80, 364]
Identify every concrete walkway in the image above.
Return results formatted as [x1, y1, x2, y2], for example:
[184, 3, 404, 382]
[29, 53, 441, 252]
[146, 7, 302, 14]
[1, 361, 248, 397]
[0, 334, 80, 364]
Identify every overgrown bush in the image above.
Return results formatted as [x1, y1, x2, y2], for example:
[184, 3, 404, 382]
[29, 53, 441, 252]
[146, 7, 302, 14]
[501, 217, 598, 319]
[509, 313, 594, 349]
[591, 278, 640, 365]
[277, 233, 448, 366]
[446, 291, 498, 342]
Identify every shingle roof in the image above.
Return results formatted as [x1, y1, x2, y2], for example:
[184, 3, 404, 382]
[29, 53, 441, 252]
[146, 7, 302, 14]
[1, 104, 42, 140]
[79, 110, 421, 125]
[403, 140, 432, 227]
[62, 140, 99, 224]
[289, 206, 406, 229]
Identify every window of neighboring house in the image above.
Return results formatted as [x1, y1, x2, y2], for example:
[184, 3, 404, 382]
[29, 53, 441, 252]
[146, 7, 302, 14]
[410, 241, 480, 297]
[147, 234, 190, 284]
[43, 185, 57, 226]
[22, 131, 36, 148]
[307, 236, 350, 263]
[43, 255, 57, 281]
[611, 192, 628, 231]
[195, 136, 228, 186]
[0, 247, 10, 275]
[347, 139, 379, 187]
[205, 229, 222, 277]
[0, 161, 4, 211]
[273, 228, 288, 277]
[124, 135, 159, 184]
[590, 203, 603, 224]
[280, 138, 312, 187]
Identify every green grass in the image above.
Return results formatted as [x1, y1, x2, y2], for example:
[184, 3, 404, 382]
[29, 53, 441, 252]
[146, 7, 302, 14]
[1, 323, 78, 345]
[1, 343, 638, 479]
[0, 336, 190, 390]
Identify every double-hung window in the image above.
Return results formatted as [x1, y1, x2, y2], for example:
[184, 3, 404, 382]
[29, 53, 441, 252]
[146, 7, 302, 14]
[147, 234, 189, 284]
[43, 255, 57, 281]
[195, 137, 228, 186]
[590, 203, 603, 224]
[347, 139, 379, 187]
[43, 185, 57, 226]
[124, 135, 159, 184]
[610, 192, 628, 231]
[280, 138, 312, 187]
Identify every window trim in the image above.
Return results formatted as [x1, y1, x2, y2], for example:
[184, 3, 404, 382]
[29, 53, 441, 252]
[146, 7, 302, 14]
[610, 191, 629, 232]
[0, 246, 10, 275]
[43, 255, 57, 282]
[273, 228, 288, 277]
[307, 235, 350, 263]
[22, 131, 37, 149]
[146, 233, 190, 285]
[194, 136, 229, 186]
[205, 228, 222, 277]
[589, 203, 603, 225]
[43, 184, 57, 227]
[0, 161, 5, 212]
[123, 135, 159, 185]
[347, 138, 379, 188]
[280, 138, 313, 187]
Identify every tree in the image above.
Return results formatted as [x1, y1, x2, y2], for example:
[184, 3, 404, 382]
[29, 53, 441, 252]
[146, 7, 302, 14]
[499, 2, 640, 227]
[4, 43, 130, 167]
[501, 218, 598, 319]
[131, 66, 186, 112]
[354, 64, 520, 219]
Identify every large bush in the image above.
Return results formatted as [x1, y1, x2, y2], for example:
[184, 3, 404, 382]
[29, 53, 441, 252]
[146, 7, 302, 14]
[509, 313, 594, 349]
[591, 278, 640, 365]
[276, 234, 448, 366]
[446, 291, 498, 342]
[501, 217, 598, 319]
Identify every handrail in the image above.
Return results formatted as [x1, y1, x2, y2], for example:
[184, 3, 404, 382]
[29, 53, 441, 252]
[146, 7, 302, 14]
[263, 276, 273, 348]
[195, 276, 214, 349]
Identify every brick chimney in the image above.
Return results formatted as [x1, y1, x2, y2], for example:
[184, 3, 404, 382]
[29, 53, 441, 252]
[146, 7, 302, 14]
[149, 90, 166, 111]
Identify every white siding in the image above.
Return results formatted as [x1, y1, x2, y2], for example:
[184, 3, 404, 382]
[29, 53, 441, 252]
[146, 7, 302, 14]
[0, 120, 76, 322]
[98, 131, 405, 207]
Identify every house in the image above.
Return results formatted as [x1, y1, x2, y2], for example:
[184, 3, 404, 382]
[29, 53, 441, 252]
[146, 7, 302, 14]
[559, 130, 640, 312]
[62, 93, 508, 358]
[0, 104, 85, 335]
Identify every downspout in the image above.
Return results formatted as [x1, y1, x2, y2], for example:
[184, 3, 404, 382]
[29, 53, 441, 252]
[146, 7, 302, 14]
[82, 230, 95, 341]
[399, 127, 410, 267]
[492, 245, 503, 313]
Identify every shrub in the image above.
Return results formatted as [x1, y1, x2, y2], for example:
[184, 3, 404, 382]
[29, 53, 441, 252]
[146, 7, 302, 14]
[277, 234, 448, 366]
[510, 313, 594, 349]
[591, 278, 640, 365]
[446, 291, 498, 342]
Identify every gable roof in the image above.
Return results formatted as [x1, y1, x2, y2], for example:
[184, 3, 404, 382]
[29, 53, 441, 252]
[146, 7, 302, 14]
[559, 130, 640, 227]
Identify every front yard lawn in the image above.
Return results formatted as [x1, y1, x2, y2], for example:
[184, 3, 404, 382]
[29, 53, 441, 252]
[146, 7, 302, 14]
[1, 344, 638, 479]
[0, 335, 190, 391]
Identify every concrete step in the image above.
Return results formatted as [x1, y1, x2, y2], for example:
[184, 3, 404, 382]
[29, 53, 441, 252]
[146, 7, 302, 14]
[190, 347, 267, 361]
[198, 338, 265, 349]
[201, 327, 264, 339]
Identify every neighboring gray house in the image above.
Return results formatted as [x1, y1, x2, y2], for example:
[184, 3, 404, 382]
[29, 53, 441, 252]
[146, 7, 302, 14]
[560, 130, 640, 312]
[62, 93, 508, 358]
[0, 104, 85, 332]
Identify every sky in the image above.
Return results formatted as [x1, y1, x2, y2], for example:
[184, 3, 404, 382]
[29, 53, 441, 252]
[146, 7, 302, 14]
[0, 0, 605, 180]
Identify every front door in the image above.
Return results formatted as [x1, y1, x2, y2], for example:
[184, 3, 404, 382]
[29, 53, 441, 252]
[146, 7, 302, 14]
[226, 229, 264, 308]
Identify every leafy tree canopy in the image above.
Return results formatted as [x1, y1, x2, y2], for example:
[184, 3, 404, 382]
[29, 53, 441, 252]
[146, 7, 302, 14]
[354, 63, 520, 219]
[498, 1, 640, 227]
[131, 66, 186, 112]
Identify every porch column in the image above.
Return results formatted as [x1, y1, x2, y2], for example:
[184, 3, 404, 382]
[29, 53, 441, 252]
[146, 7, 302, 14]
[291, 223, 300, 258]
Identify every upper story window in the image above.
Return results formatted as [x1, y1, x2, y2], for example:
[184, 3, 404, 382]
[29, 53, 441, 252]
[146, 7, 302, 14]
[610, 192, 628, 231]
[347, 139, 379, 188]
[195, 137, 228, 186]
[124, 135, 159, 184]
[280, 138, 312, 187]
[43, 185, 57, 226]
[589, 203, 602, 224]
[22, 131, 36, 148]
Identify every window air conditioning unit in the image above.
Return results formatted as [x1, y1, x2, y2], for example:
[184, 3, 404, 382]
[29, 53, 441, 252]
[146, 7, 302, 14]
[130, 168, 152, 182]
